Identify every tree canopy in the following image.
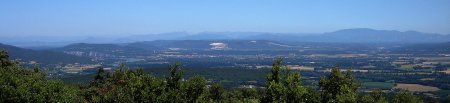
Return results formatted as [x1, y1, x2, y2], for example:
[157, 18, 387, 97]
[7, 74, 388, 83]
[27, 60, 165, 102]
[0, 50, 428, 102]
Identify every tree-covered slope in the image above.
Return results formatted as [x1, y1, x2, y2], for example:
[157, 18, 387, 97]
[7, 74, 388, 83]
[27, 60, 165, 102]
[0, 43, 92, 64]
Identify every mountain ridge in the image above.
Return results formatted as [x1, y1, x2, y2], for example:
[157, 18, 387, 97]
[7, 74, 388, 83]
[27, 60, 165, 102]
[3, 28, 449, 48]
[118, 28, 450, 43]
[0, 43, 92, 64]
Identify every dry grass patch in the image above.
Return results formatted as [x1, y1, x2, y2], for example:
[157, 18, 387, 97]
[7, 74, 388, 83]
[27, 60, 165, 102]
[439, 69, 450, 74]
[394, 83, 440, 92]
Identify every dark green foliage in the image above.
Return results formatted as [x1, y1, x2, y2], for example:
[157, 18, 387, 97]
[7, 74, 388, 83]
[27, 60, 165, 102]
[1, 50, 429, 102]
[219, 88, 260, 103]
[167, 62, 183, 90]
[82, 62, 210, 103]
[302, 88, 321, 103]
[267, 58, 283, 83]
[82, 65, 167, 102]
[240, 88, 259, 100]
[0, 44, 92, 64]
[319, 67, 359, 103]
[181, 76, 207, 103]
[392, 91, 424, 103]
[443, 95, 450, 103]
[359, 89, 388, 103]
[207, 83, 225, 102]
[0, 50, 16, 67]
[0, 50, 81, 102]
[261, 58, 309, 103]
[163, 62, 185, 103]
[92, 67, 108, 86]
[142, 67, 269, 88]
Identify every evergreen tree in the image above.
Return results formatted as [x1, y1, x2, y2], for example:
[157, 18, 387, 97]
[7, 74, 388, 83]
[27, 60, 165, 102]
[181, 76, 207, 103]
[359, 89, 387, 103]
[0, 50, 81, 102]
[0, 50, 15, 67]
[392, 91, 423, 103]
[164, 62, 184, 102]
[207, 83, 225, 102]
[167, 62, 183, 90]
[261, 58, 307, 103]
[83, 64, 168, 102]
[319, 67, 359, 103]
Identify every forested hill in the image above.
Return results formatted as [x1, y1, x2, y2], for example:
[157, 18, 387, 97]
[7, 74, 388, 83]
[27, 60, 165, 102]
[0, 43, 92, 64]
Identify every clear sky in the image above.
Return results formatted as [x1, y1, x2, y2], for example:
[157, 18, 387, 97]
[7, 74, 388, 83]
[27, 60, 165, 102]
[1, 0, 449, 37]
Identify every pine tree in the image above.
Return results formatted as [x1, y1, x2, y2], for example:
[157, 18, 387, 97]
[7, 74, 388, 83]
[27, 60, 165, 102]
[319, 67, 359, 103]
[207, 83, 225, 102]
[167, 62, 183, 90]
[360, 89, 387, 103]
[392, 91, 423, 103]
[0, 50, 81, 102]
[261, 58, 307, 103]
[0, 50, 15, 67]
[181, 76, 207, 103]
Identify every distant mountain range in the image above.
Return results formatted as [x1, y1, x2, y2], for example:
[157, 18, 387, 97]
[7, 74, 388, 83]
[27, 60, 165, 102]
[299, 28, 450, 43]
[0, 43, 92, 64]
[115, 28, 450, 43]
[1, 28, 449, 48]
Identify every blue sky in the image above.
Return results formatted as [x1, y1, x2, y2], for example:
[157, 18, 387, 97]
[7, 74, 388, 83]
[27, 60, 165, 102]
[1, 0, 449, 37]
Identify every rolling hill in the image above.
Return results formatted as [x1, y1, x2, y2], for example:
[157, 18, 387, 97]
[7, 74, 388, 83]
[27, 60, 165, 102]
[0, 43, 92, 64]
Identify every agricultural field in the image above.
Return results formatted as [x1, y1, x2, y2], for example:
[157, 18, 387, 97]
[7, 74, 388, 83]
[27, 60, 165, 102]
[400, 64, 414, 70]
[394, 83, 440, 92]
[439, 69, 450, 74]
[362, 82, 395, 89]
